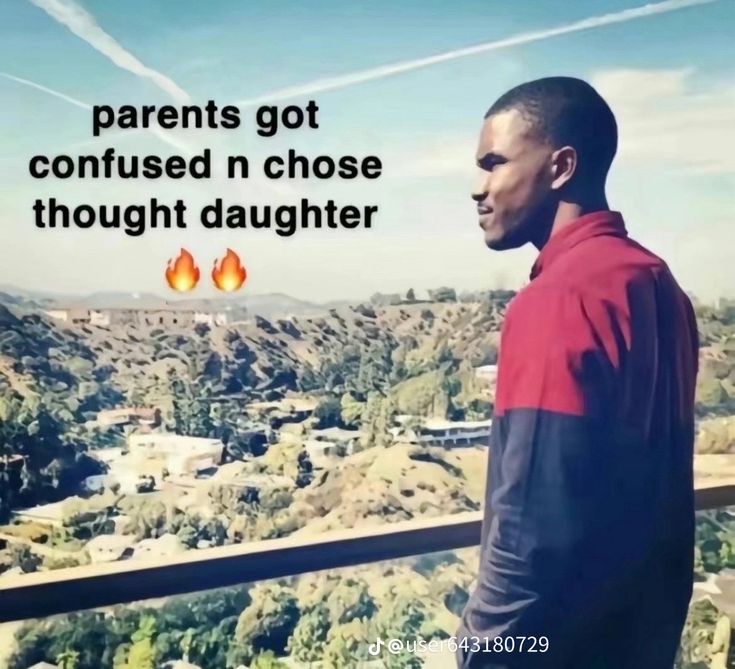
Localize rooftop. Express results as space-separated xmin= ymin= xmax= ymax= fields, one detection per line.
xmin=128 ymin=434 xmax=223 ymax=453
xmin=247 ymin=397 xmax=318 ymax=413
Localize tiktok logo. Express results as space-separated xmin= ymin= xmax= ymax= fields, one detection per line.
xmin=368 ymin=638 xmax=384 ymax=656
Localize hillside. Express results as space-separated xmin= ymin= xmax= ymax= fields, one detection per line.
xmin=1 ymin=293 xmax=735 ymax=669
xmin=2 ymin=291 xmax=734 ymax=525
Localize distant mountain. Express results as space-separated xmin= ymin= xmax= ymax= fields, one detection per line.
xmin=71 ymin=291 xmax=164 ymax=309
xmin=0 ymin=285 xmax=355 ymax=320
xmin=0 ymin=285 xmax=74 ymax=307
xmin=0 ymin=291 xmax=34 ymax=308
xmin=234 ymin=293 xmax=353 ymax=319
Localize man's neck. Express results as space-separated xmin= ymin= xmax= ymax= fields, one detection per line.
xmin=533 ymin=196 xmax=610 ymax=250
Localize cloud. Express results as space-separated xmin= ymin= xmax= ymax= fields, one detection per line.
xmin=382 ymin=67 xmax=735 ymax=181
xmin=592 ymin=68 xmax=735 ymax=174
xmin=232 ymin=0 xmax=719 ymax=107
xmin=28 ymin=0 xmax=190 ymax=103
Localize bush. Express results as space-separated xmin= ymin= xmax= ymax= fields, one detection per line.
xmin=314 ymin=397 xmax=342 ymax=429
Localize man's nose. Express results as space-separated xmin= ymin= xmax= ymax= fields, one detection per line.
xmin=472 ymin=170 xmax=488 ymax=203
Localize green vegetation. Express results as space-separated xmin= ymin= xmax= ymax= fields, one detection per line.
xmin=10 ymin=552 xmax=474 ymax=669
xmin=2 ymin=291 xmax=735 ymax=666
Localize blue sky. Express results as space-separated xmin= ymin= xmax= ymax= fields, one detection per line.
xmin=1 ymin=0 xmax=733 ymax=301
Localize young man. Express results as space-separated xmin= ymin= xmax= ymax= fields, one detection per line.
xmin=456 ymin=77 xmax=699 ymax=668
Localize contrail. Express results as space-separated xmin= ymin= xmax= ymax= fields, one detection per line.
xmin=232 ymin=0 xmax=719 ymax=107
xmin=0 ymin=71 xmax=89 ymax=111
xmin=0 ymin=72 xmax=193 ymax=155
xmin=0 ymin=72 xmax=296 ymax=198
xmin=28 ymin=0 xmax=190 ymax=103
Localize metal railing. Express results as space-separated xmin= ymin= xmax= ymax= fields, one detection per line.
xmin=1 ymin=483 xmax=734 ymax=623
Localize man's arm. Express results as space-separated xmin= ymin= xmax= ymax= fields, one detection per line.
xmin=456 ymin=287 xmax=643 ymax=667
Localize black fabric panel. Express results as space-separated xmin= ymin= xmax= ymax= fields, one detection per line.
xmin=456 ymin=408 xmax=694 ymax=669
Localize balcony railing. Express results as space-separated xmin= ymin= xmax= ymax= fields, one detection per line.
xmin=2 ymin=483 xmax=735 ymax=623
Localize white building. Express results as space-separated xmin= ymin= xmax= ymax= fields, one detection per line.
xmin=97 ymin=407 xmax=158 ymax=427
xmin=302 ymin=440 xmax=338 ymax=469
xmin=44 ymin=309 xmax=71 ymax=322
xmin=194 ymin=311 xmax=229 ymax=326
xmin=132 ymin=533 xmax=186 ymax=561
xmin=128 ymin=434 xmax=224 ymax=476
xmin=12 ymin=500 xmax=67 ymax=527
xmin=474 ymin=364 xmax=498 ymax=384
xmin=44 ymin=307 xmax=230 ymax=328
xmin=85 ymin=534 xmax=136 ymax=563
xmin=392 ymin=417 xmax=492 ymax=448
xmin=89 ymin=309 xmax=111 ymax=326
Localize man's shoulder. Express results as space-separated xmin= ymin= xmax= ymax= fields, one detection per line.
xmin=513 ymin=236 xmax=674 ymax=317
xmin=564 ymin=233 xmax=667 ymax=283
xmin=504 ymin=234 xmax=693 ymax=362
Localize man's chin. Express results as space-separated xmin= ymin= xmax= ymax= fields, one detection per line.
xmin=484 ymin=231 xmax=518 ymax=251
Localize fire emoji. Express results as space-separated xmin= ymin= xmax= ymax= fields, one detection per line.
xmin=212 ymin=249 xmax=247 ymax=292
xmin=165 ymin=248 xmax=200 ymax=292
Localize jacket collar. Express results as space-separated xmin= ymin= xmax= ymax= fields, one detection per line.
xmin=530 ymin=210 xmax=627 ymax=280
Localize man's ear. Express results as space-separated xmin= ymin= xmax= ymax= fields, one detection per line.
xmin=550 ymin=146 xmax=577 ymax=191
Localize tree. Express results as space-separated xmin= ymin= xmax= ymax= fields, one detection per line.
xmin=10 ymin=544 xmax=41 ymax=574
xmin=429 ymin=287 xmax=457 ymax=303
xmin=340 ymin=393 xmax=365 ymax=428
xmin=180 ymin=628 xmax=194 ymax=663
xmin=122 ymin=615 xmax=157 ymax=669
xmin=168 ymin=370 xmax=215 ymax=437
xmin=112 ymin=644 xmax=132 ymax=669
xmin=288 ymin=603 xmax=331 ymax=663
xmin=326 ymin=578 xmax=377 ymax=625
xmin=250 ymin=650 xmax=289 ymax=668
xmin=676 ymin=598 xmax=728 ymax=669
xmin=296 ymin=449 xmax=314 ymax=488
xmin=322 ymin=619 xmax=376 ymax=668
xmin=56 ymin=648 xmax=80 ymax=669
xmin=314 ymin=397 xmax=342 ymax=429
xmin=405 ymin=288 xmax=416 ymax=302
xmin=376 ymin=396 xmax=398 ymax=447
xmin=234 ymin=583 xmax=300 ymax=660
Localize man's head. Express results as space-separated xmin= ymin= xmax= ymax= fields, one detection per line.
xmin=473 ymin=76 xmax=618 ymax=250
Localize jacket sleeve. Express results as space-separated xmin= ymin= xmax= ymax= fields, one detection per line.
xmin=456 ymin=287 xmax=641 ymax=668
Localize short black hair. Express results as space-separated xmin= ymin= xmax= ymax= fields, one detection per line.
xmin=486 ymin=76 xmax=618 ymax=183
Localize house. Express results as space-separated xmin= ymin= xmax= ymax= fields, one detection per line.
xmin=44 ymin=306 xmax=230 ymax=328
xmin=27 ymin=663 xmax=60 ymax=669
xmin=193 ymin=311 xmax=228 ymax=327
xmin=12 ymin=500 xmax=67 ymax=527
xmin=246 ymin=398 xmax=317 ymax=425
xmin=392 ymin=417 xmax=492 ymax=448
xmin=474 ymin=364 xmax=498 ymax=384
xmin=310 ymin=426 xmax=363 ymax=446
xmin=128 ymin=434 xmax=224 ymax=476
xmin=302 ymin=440 xmax=338 ymax=469
xmin=43 ymin=307 xmax=89 ymax=324
xmin=96 ymin=407 xmax=159 ymax=428
xmin=85 ymin=534 xmax=136 ymax=563
xmin=132 ymin=533 xmax=185 ymax=560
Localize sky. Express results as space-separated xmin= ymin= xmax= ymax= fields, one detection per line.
xmin=0 ymin=0 xmax=733 ymax=303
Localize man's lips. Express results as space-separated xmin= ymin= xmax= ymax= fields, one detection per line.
xmin=477 ymin=208 xmax=493 ymax=229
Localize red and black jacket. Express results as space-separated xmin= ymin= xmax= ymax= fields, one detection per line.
xmin=457 ymin=211 xmax=699 ymax=668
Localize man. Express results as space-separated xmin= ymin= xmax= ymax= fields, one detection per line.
xmin=456 ymin=77 xmax=699 ymax=668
